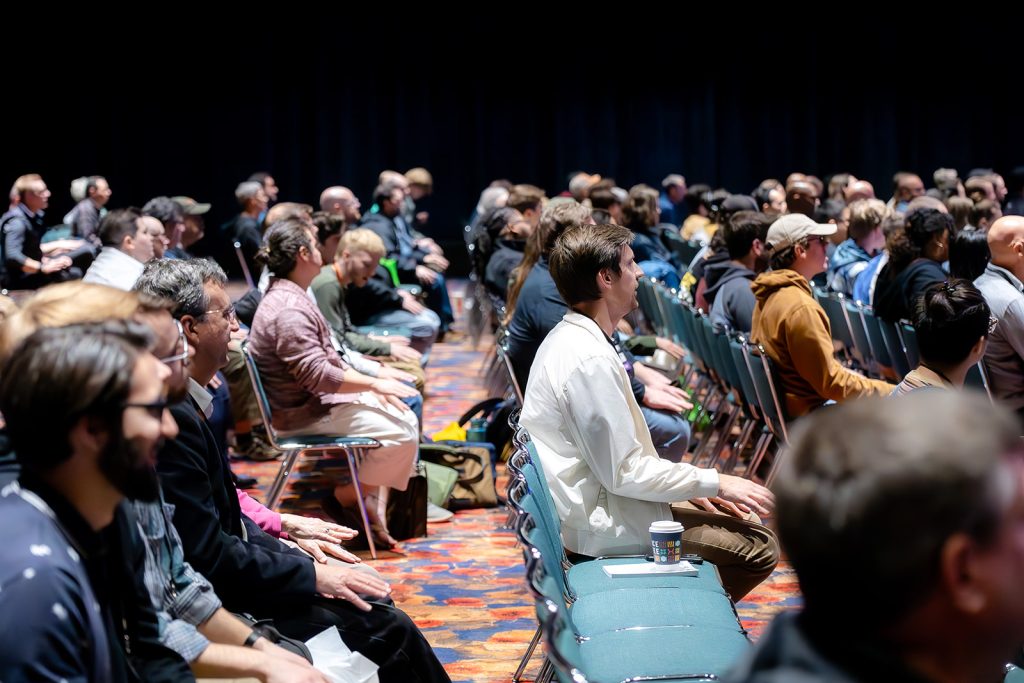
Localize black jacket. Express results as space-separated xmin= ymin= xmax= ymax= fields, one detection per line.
xmin=872 ymin=258 xmax=947 ymax=324
xmin=361 ymin=212 xmax=426 ymax=282
xmin=157 ymin=397 xmax=316 ymax=612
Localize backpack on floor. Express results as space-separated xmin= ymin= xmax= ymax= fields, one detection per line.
xmin=419 ymin=442 xmax=498 ymax=509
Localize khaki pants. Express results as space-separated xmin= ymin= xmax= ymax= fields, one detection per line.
xmin=670 ymin=500 xmax=780 ymax=601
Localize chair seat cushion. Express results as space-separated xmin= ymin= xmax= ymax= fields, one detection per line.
xmin=579 ymin=624 xmax=750 ymax=680
xmin=570 ymin=586 xmax=742 ymax=636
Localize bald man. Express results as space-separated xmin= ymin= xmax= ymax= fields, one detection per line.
xmin=975 ymin=215 xmax=1024 ymax=422
xmin=844 ymin=179 xmax=876 ymax=203
xmin=320 ymin=186 xmax=363 ymax=223
xmin=786 ymin=180 xmax=819 ymax=217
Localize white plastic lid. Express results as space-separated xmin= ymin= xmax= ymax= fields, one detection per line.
xmin=649 ymin=520 xmax=684 ymax=534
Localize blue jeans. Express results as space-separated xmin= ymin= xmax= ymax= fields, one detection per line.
xmin=640 ymin=404 xmax=691 ymax=462
xmin=362 ymin=308 xmax=441 ymax=356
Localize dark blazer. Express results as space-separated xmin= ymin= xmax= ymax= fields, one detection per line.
xmin=361 ymin=212 xmax=426 ymax=282
xmin=157 ymin=397 xmax=316 ymax=612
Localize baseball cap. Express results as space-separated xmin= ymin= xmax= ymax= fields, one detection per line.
xmin=171 ymin=196 xmax=211 ymax=215
xmin=765 ymin=213 xmax=837 ymax=253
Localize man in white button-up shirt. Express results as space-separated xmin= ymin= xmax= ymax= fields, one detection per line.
xmin=521 ymin=223 xmax=779 ymax=599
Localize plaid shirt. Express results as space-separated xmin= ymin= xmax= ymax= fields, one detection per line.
xmin=133 ymin=492 xmax=221 ymax=663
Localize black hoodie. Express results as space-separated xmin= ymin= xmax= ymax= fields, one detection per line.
xmin=706 ymin=261 xmax=758 ymax=333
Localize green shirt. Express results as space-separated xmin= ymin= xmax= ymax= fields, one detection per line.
xmin=310 ymin=265 xmax=391 ymax=356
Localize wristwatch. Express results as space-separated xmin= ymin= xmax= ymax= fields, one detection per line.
xmin=243 ymin=630 xmax=263 ymax=648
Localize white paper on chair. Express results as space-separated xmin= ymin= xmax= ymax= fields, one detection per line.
xmin=306 ymin=626 xmax=380 ymax=683
xmin=601 ymin=561 xmax=698 ymax=577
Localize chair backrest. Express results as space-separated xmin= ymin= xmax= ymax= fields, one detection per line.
xmin=877 ymin=316 xmax=910 ymax=377
xmin=898 ymin=321 xmax=920 ymax=369
xmin=814 ymin=288 xmax=856 ymax=351
xmin=859 ymin=304 xmax=894 ymax=368
xmin=233 ymin=241 xmax=256 ymax=289
xmin=496 ymin=337 xmax=524 ymax=405
xmin=965 ymin=361 xmax=995 ymax=403
xmin=744 ymin=342 xmax=789 ymax=442
xmin=729 ymin=335 xmax=763 ymax=421
xmin=845 ymin=299 xmax=878 ymax=372
xmin=239 ymin=340 xmax=277 ymax=439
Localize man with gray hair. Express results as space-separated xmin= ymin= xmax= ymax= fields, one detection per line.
xmin=218 ymin=181 xmax=268 ymax=280
xmin=726 ymin=391 xmax=1024 ymax=682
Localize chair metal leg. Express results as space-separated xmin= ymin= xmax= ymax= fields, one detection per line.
xmin=346 ymin=447 xmax=378 ymax=560
xmin=721 ymin=419 xmax=757 ymax=475
xmin=537 ymin=657 xmax=553 ymax=683
xmin=513 ymin=624 xmax=543 ymax=682
xmin=745 ymin=431 xmax=775 ymax=482
xmin=266 ymin=448 xmax=302 ymax=510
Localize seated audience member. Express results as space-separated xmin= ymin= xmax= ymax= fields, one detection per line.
xmin=975 ymin=216 xmax=1024 ymax=422
xmin=946 ymin=195 xmax=974 ymax=232
xmin=311 ymin=226 xmax=426 ymax=383
xmin=726 ymin=392 xmax=1024 ymax=683
xmin=753 ymin=178 xmax=787 ymax=216
xmin=708 ymin=211 xmax=772 ymax=333
xmin=949 ymin=228 xmax=991 ymax=280
xmin=1 ymin=174 xmax=93 ymax=289
xmin=970 ymin=199 xmax=1002 ymax=232
xmin=472 ymin=206 xmax=531 ymax=299
xmin=506 ymin=202 xmax=691 ymax=458
xmin=873 ymin=208 xmax=951 ymax=323
xmin=751 ymin=214 xmax=891 ymax=417
xmin=589 ymin=184 xmax=623 ymax=224
xmin=852 ymin=213 xmax=907 ymax=305
xmin=827 ymin=199 xmax=888 ymax=295
xmin=361 ymin=183 xmax=453 ymax=333
xmin=143 ymin=196 xmax=188 ymax=259
xmin=167 ymin=197 xmax=209 ymax=259
xmin=622 ymin=184 xmax=680 ymax=286
xmin=521 ymin=222 xmax=779 ymax=600
xmin=219 ymin=181 xmax=268 ymax=281
xmin=248 ymin=220 xmax=419 ymax=548
xmin=65 ymin=174 xmax=112 ymax=242
xmin=134 ymin=258 xmax=449 ymax=681
xmin=83 ymin=208 xmax=155 ymax=290
xmin=892 ymin=279 xmax=992 ymax=395
xmin=0 ymin=322 xmax=193 ymax=681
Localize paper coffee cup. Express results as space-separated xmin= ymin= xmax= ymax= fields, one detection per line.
xmin=649 ymin=520 xmax=685 ymax=569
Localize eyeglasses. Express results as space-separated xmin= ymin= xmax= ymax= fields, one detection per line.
xmin=203 ymin=304 xmax=237 ymax=322
xmin=989 ymin=315 xmax=999 ymax=335
xmin=159 ymin=319 xmax=190 ymax=365
xmin=122 ymin=399 xmax=169 ymax=419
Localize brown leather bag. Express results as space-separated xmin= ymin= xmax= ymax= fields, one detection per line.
xmin=419 ymin=443 xmax=498 ymax=508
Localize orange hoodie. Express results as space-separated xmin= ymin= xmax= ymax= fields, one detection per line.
xmin=750 ymin=269 xmax=892 ymax=418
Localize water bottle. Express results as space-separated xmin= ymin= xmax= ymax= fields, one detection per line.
xmin=467 ymin=417 xmax=488 ymax=442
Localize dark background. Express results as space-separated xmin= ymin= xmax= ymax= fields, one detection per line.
xmin=7 ymin=18 xmax=1022 ymax=266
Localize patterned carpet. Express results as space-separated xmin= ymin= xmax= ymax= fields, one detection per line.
xmin=233 ymin=292 xmax=800 ymax=682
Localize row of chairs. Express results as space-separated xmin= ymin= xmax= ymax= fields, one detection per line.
xmin=506 ymin=421 xmax=748 ymax=682
xmin=638 ymin=278 xmax=790 ymax=484
xmin=813 ymin=287 xmax=994 ymax=399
